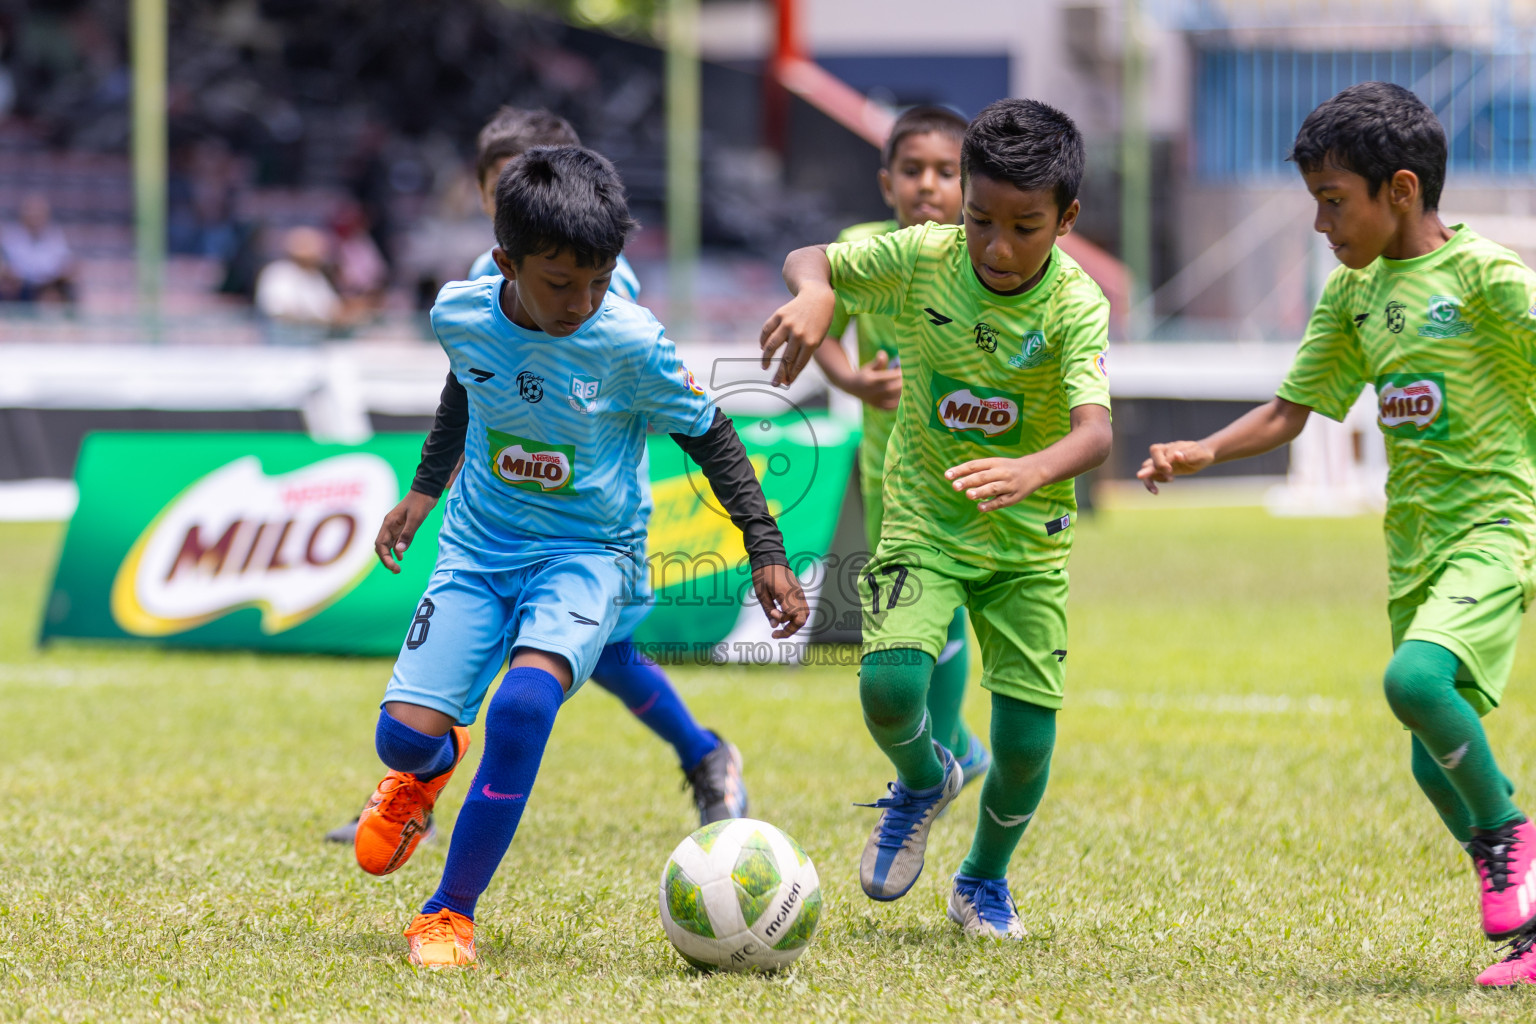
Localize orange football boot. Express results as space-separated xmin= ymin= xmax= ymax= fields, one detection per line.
xmin=355 ymin=725 xmax=472 ymax=876
xmin=404 ymin=909 xmax=476 ymax=968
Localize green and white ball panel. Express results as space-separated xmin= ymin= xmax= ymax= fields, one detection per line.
xmin=658 ymin=818 xmax=821 ymax=971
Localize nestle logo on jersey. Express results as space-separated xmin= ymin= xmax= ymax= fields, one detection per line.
xmin=927 ymin=371 xmax=1024 ymax=446
xmin=1376 ymin=372 xmax=1449 ymax=440
xmin=486 ymin=428 xmax=576 ymax=493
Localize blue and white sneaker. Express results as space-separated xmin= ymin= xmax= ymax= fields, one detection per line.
xmin=948 ymin=873 xmax=1025 ymax=940
xmin=857 ymin=742 xmax=964 ymax=901
xmin=955 ymin=733 xmax=991 ymax=791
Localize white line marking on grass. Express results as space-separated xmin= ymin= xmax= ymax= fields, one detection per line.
xmin=0 ymin=665 xmax=137 ymax=687
xmin=1077 ymin=689 xmax=1351 ymax=716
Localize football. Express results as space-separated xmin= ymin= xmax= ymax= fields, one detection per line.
xmin=659 ymin=818 xmax=822 ymax=972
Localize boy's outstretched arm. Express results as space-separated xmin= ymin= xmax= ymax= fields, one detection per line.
xmin=760 ymin=245 xmax=836 ymax=388
xmin=947 ymin=404 xmax=1113 ymax=514
xmin=375 ymin=372 xmax=468 ymax=572
xmin=670 ymin=409 xmax=809 ymax=638
xmin=1138 ymin=396 xmax=1312 ymax=494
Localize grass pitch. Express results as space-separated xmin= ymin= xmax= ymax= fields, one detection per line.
xmin=4 ymin=508 xmax=1536 ymax=1022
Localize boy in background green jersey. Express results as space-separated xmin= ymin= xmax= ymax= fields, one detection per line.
xmin=1139 ymin=82 xmax=1536 ymax=987
xmin=814 ymin=105 xmax=990 ymax=790
xmin=762 ymin=99 xmax=1113 ymax=939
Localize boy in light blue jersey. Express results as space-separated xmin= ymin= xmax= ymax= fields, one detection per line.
xmin=352 ymin=147 xmax=807 ymax=968
xmin=327 ymin=109 xmax=746 ymax=846
xmin=456 ymin=109 xmax=746 ymax=819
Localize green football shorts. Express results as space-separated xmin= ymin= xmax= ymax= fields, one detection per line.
xmin=1389 ymin=547 xmax=1529 ymax=716
xmin=861 ymin=540 xmax=1067 ymax=710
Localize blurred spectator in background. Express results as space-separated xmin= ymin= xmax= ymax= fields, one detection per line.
xmin=0 ymin=194 xmax=76 ymax=304
xmin=254 ymin=226 xmax=361 ymax=341
xmin=168 ymin=140 xmax=246 ymax=261
xmin=331 ymin=201 xmax=389 ymax=310
xmin=344 ymin=122 xmax=396 ymax=266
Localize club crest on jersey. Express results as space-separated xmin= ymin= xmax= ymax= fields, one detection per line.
xmin=1385 ymin=300 xmax=1406 ymax=333
xmin=973 ymin=322 xmax=1000 ymax=353
xmin=1418 ymin=295 xmax=1472 ymax=338
xmin=487 ymin=428 xmax=576 ymax=493
xmin=1007 ymin=330 xmax=1051 ymax=369
xmin=1376 ymin=372 xmax=1449 ymax=440
xmin=516 ymin=370 xmax=545 ymax=403
xmin=568 ymin=374 xmax=602 ymax=414
xmin=928 ymin=371 xmax=1024 ymax=446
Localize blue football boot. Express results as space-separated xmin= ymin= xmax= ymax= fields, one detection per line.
xmin=857 ymin=742 xmax=964 ymax=901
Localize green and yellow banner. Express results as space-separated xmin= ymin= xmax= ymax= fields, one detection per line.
xmin=41 ymin=416 xmax=857 ymax=655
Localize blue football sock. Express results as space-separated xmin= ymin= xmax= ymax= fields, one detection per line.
xmin=422 ymin=667 xmax=563 ymax=920
xmin=592 ymin=639 xmax=718 ymax=771
xmin=375 ymin=709 xmax=456 ymax=779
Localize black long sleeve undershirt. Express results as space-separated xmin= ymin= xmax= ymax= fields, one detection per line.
xmin=669 ymin=408 xmax=788 ymax=571
xmin=410 ymin=372 xmax=468 ymax=498
xmin=408 ymin=376 xmax=788 ymax=570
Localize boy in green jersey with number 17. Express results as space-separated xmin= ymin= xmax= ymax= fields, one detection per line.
xmin=1140 ymin=82 xmax=1536 ymax=987
xmin=814 ymin=104 xmax=990 ymax=790
xmin=763 ymin=99 xmax=1113 ymax=939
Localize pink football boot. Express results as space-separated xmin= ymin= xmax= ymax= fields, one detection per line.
xmin=1469 ymin=819 xmax=1536 ymax=940
xmin=1478 ymin=933 xmax=1536 ymax=987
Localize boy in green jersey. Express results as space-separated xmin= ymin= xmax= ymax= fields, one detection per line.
xmin=762 ymin=99 xmax=1113 ymax=939
xmin=814 ymin=104 xmax=990 ymax=789
xmin=1139 ymin=82 xmax=1536 ymax=987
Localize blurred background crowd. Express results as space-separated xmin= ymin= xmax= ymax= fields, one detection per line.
xmin=0 ymin=0 xmax=889 ymax=344
xmin=3 ymin=0 xmax=1536 ymax=347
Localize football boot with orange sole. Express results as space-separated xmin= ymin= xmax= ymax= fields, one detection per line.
xmin=355 ymin=726 xmax=472 ymax=876
xmin=404 ymin=909 xmax=476 ymax=968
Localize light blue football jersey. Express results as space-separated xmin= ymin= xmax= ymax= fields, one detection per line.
xmin=467 ymin=247 xmax=642 ymax=303
xmin=430 ymin=276 xmax=712 ymax=572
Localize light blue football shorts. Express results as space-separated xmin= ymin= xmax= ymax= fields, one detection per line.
xmin=382 ymin=547 xmax=642 ymax=725
xmin=612 ymin=544 xmax=654 ymax=640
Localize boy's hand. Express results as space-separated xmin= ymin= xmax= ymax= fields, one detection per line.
xmin=751 ymin=563 xmax=809 ymax=639
xmin=847 ymin=351 xmax=903 ymax=410
xmin=760 ymin=287 xmax=836 ymax=388
xmin=945 ymin=456 xmax=1048 ymax=513
xmin=374 ymin=491 xmax=439 ymax=573
xmin=1138 ymin=441 xmax=1215 ymax=494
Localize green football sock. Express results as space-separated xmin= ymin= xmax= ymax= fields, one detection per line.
xmin=1384 ymin=640 xmax=1522 ymax=833
xmin=1409 ymin=735 xmax=1517 ymax=846
xmin=1410 ymin=735 xmax=1474 ymax=844
xmin=959 ymin=693 xmax=1055 ymax=880
xmin=859 ymin=647 xmax=943 ymax=790
xmin=926 ymin=607 xmax=972 ymax=756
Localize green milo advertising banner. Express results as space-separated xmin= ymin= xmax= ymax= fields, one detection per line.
xmin=41 ymin=417 xmax=856 ymax=656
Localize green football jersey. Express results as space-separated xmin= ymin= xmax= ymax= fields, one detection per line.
xmin=827 ymin=221 xmax=1111 ymax=573
xmin=1277 ymin=226 xmax=1536 ymax=599
xmin=827 ymin=220 xmax=901 ymax=499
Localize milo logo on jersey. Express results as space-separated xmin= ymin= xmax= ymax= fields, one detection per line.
xmin=487 ymin=428 xmax=576 ymax=493
xmin=1376 ymin=372 xmax=1449 ymax=440
xmin=929 ymin=371 xmax=1024 ymax=446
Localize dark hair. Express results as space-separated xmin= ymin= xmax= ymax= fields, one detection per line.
xmin=1290 ymin=82 xmax=1446 ymax=211
xmin=961 ymin=99 xmax=1084 ymax=216
xmin=494 ymin=146 xmax=636 ymax=268
xmin=882 ymin=104 xmax=968 ymax=168
xmin=475 ymin=107 xmax=580 ymax=185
